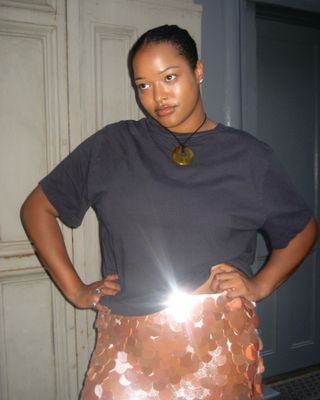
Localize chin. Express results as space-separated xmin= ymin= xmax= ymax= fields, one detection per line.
xmin=156 ymin=116 xmax=181 ymax=129
xmin=152 ymin=115 xmax=172 ymax=127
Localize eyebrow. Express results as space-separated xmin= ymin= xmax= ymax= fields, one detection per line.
xmin=134 ymin=65 xmax=181 ymax=81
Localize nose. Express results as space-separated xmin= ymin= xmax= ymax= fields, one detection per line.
xmin=153 ymin=82 xmax=167 ymax=103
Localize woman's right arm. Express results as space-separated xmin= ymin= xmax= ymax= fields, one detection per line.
xmin=20 ymin=185 xmax=119 ymax=310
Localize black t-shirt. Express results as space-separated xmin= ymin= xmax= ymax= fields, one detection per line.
xmin=40 ymin=118 xmax=312 ymax=315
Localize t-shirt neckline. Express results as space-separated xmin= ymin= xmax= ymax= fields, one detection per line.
xmin=146 ymin=117 xmax=224 ymax=139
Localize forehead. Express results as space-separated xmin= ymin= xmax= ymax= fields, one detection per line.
xmin=132 ymin=42 xmax=187 ymax=76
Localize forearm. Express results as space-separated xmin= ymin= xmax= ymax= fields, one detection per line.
xmin=252 ymin=216 xmax=319 ymax=299
xmin=21 ymin=187 xmax=84 ymax=303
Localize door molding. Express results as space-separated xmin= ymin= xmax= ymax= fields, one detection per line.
xmin=256 ymin=2 xmax=320 ymax=28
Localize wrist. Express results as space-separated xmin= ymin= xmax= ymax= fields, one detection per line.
xmin=65 ymin=279 xmax=87 ymax=304
xmin=251 ymin=275 xmax=273 ymax=301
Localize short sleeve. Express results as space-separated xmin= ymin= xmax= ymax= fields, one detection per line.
xmin=260 ymin=150 xmax=312 ymax=248
xmin=39 ymin=135 xmax=95 ymax=228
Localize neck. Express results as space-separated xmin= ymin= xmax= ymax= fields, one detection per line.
xmin=168 ymin=113 xmax=208 ymax=135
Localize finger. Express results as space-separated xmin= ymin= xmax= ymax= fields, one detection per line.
xmin=90 ymin=300 xmax=99 ymax=311
xmin=226 ymin=287 xmax=242 ymax=299
xmin=90 ymin=299 xmax=108 ymax=312
xmin=219 ymin=277 xmax=251 ymax=299
xmin=88 ymin=285 xmax=107 ymax=304
xmin=92 ymin=286 xmax=102 ymax=296
xmin=211 ymin=272 xmax=236 ymax=292
xmin=104 ymin=274 xmax=119 ymax=281
xmin=210 ymin=265 xmax=227 ymax=288
xmin=100 ymin=288 xmax=119 ymax=296
xmin=212 ymin=280 xmax=235 ymax=294
xmin=210 ymin=264 xmax=225 ymax=278
xmin=211 ymin=263 xmax=236 ymax=274
xmin=217 ymin=279 xmax=238 ymax=292
xmin=210 ymin=264 xmax=237 ymax=284
xmin=95 ymin=302 xmax=108 ymax=313
xmin=90 ymin=284 xmax=119 ymax=301
xmin=215 ymin=274 xmax=246 ymax=294
xmin=92 ymin=287 xmax=116 ymax=299
xmin=102 ymin=275 xmax=120 ymax=289
xmin=214 ymin=272 xmax=243 ymax=284
xmin=210 ymin=264 xmax=224 ymax=272
xmin=101 ymin=280 xmax=120 ymax=291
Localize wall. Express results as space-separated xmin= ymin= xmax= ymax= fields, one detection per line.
xmin=195 ymin=0 xmax=242 ymax=127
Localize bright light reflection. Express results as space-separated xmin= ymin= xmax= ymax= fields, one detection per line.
xmin=165 ymin=290 xmax=195 ymax=322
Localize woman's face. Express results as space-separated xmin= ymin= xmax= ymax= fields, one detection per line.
xmin=132 ymin=42 xmax=204 ymax=133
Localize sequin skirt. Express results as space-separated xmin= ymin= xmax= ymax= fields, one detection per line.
xmin=80 ymin=293 xmax=264 ymax=400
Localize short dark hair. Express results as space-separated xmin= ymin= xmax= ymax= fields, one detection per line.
xmin=128 ymin=25 xmax=199 ymax=71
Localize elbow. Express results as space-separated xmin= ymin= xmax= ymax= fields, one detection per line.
xmin=20 ymin=194 xmax=31 ymax=222
xmin=304 ymin=216 xmax=319 ymax=250
xmin=20 ymin=190 xmax=36 ymax=232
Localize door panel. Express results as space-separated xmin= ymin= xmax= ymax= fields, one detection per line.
xmin=0 ymin=1 xmax=76 ymax=399
xmin=0 ymin=1 xmax=203 ymax=398
xmin=1 ymin=272 xmax=56 ymax=399
xmin=255 ymin=18 xmax=320 ymax=376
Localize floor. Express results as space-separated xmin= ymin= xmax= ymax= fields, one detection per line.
xmin=263 ymin=365 xmax=320 ymax=400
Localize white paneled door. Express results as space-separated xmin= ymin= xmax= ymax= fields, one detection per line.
xmin=0 ymin=1 xmax=202 ymax=399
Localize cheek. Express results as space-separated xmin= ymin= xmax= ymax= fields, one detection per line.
xmin=174 ymin=79 xmax=196 ymax=99
xmin=184 ymin=81 xmax=200 ymax=104
xmin=171 ymin=84 xmax=181 ymax=97
xmin=136 ymin=90 xmax=147 ymax=103
xmin=137 ymin=92 xmax=155 ymax=114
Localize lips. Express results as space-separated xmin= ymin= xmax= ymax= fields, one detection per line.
xmin=155 ymin=105 xmax=176 ymax=117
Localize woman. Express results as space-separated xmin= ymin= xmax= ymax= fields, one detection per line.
xmin=21 ymin=25 xmax=318 ymax=399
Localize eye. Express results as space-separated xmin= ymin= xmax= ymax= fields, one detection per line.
xmin=165 ymin=74 xmax=176 ymax=82
xmin=137 ymin=82 xmax=150 ymax=91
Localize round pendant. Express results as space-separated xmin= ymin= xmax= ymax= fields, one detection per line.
xmin=172 ymin=146 xmax=194 ymax=166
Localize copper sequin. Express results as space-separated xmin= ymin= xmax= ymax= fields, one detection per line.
xmin=80 ymin=293 xmax=264 ymax=400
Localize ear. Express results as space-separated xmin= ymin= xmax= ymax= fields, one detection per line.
xmin=194 ymin=59 xmax=204 ymax=83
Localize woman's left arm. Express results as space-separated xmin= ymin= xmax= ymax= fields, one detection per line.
xmin=211 ymin=217 xmax=319 ymax=302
